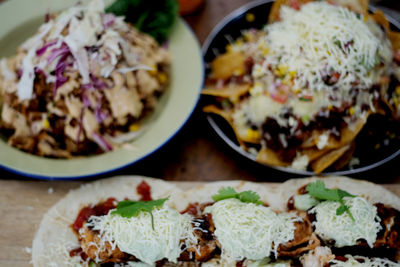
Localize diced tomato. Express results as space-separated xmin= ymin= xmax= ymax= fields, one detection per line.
xmin=72 ymin=197 xmax=116 ymax=232
xmin=289 ymin=0 xmax=301 ymax=10
xmin=270 ymin=84 xmax=289 ymax=104
xmin=137 ymin=180 xmax=152 ymax=201
xmin=181 ymin=203 xmax=200 ymax=216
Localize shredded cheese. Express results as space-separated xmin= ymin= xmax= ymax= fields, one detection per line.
xmin=265 ymin=2 xmax=391 ymax=93
xmin=204 ymin=198 xmax=298 ymax=262
xmin=84 ymin=204 xmax=197 ymax=265
xmin=310 ymin=197 xmax=381 ymax=247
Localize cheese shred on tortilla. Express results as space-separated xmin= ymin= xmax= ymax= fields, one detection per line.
xmin=205 ymin=198 xmax=298 ymax=261
xmin=83 ymin=204 xmax=197 ymax=265
xmin=310 ymin=197 xmax=381 ymax=247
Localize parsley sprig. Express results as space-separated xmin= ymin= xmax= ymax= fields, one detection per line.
xmin=212 ymin=187 xmax=264 ymax=205
xmin=306 ymin=181 xmax=356 ymax=221
xmin=111 ymin=197 xmax=169 ymax=229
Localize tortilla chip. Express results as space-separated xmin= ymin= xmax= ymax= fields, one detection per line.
xmin=301 ymin=116 xmax=367 ymax=150
xmin=256 ymin=147 xmax=289 ymax=167
xmin=370 ymin=9 xmax=389 ymax=31
xmin=331 ymin=141 xmax=356 ymax=170
xmin=389 ymin=30 xmax=400 ymax=51
xmin=211 ymin=51 xmax=246 ymax=79
xmin=310 ymin=144 xmax=350 ymax=174
xmin=203 ymin=105 xmax=253 ymax=145
xmin=268 ymin=0 xmax=314 ymax=23
xmin=300 ymin=147 xmax=331 ymax=161
xmin=202 ymin=84 xmax=250 ymax=99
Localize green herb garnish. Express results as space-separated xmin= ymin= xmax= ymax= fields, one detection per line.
xmin=106 ymin=0 xmax=178 ymax=43
xmin=111 ymin=197 xmax=169 ymax=229
xmin=306 ymin=181 xmax=356 ymax=221
xmin=212 ymin=187 xmax=264 ymax=205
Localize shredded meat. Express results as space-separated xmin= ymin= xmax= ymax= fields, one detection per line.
xmin=79 ymin=225 xmax=137 ymax=263
xmin=374 ymin=203 xmax=400 ymax=250
xmin=179 ymin=213 xmax=219 ymax=262
xmin=278 ymin=211 xmax=321 ymax=257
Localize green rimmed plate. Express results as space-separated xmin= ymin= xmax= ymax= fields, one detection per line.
xmin=0 ymin=0 xmax=204 ymax=179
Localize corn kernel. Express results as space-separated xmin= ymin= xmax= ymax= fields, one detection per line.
xmin=148 ymin=64 xmax=157 ymax=75
xmin=233 ymin=69 xmax=243 ymax=76
xmin=363 ymin=16 xmax=368 ymax=22
xmin=244 ymin=33 xmax=252 ymax=42
xmin=158 ymin=73 xmax=168 ymax=84
xmin=349 ymin=107 xmax=355 ymax=116
xmin=275 ymin=64 xmax=288 ymax=76
xmin=226 ymin=44 xmax=233 ymax=52
xmin=247 ymin=128 xmax=260 ymax=140
xmin=235 ymin=40 xmax=243 ymax=46
xmin=42 ymin=119 xmax=50 ymax=129
xmin=245 ymin=13 xmax=255 ymax=22
xmin=395 ymin=86 xmax=400 ymax=96
xmin=262 ymin=48 xmax=269 ymax=55
xmin=129 ymin=124 xmax=141 ymax=132
xmin=289 ymin=71 xmax=297 ymax=78
xmin=328 ymin=105 xmax=333 ymax=110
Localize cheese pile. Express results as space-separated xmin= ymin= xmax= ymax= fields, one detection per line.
xmin=205 ymin=198 xmax=298 ymax=262
xmin=310 ymin=197 xmax=382 ymax=247
xmin=264 ymin=2 xmax=392 ymax=93
xmin=84 ymin=204 xmax=197 ymax=265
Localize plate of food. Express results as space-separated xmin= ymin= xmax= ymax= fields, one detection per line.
xmin=31 ymin=175 xmax=400 ymax=266
xmin=0 ymin=0 xmax=203 ymax=179
xmin=202 ymin=0 xmax=400 ymax=175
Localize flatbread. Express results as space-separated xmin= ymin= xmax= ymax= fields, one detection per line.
xmin=32 ymin=176 xmax=400 ymax=266
xmin=276 ymin=176 xmax=400 ymax=212
xmin=32 ymin=176 xmax=182 ymax=267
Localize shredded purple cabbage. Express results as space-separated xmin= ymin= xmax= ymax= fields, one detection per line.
xmin=92 ymin=132 xmax=113 ymax=151
xmin=47 ymin=43 xmax=70 ymax=64
xmin=36 ymin=40 xmax=57 ymax=57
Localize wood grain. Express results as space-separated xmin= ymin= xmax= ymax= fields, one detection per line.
xmin=0 ymin=179 xmax=399 ymax=267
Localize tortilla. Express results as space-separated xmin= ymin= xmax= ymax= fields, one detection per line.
xmin=32 ymin=176 xmax=182 ymax=267
xmin=276 ymin=176 xmax=400 ymax=212
xmin=32 ymin=176 xmax=400 ymax=266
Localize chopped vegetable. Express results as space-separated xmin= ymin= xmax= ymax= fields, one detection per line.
xmin=212 ymin=187 xmax=264 ymax=205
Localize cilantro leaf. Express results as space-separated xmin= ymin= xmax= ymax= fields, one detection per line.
xmin=306 ymin=181 xmax=356 ymax=221
xmin=106 ymin=0 xmax=178 ymax=43
xmin=212 ymin=187 xmax=238 ymax=202
xmin=212 ymin=187 xmax=264 ymax=205
xmin=111 ymin=197 xmax=169 ymax=229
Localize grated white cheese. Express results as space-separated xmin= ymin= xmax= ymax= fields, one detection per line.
xmin=204 ymin=198 xmax=298 ymax=262
xmin=265 ymin=2 xmax=391 ymax=93
xmin=84 ymin=204 xmax=197 ymax=265
xmin=309 ymin=197 xmax=381 ymax=247
xmin=330 ymin=255 xmax=400 ymax=267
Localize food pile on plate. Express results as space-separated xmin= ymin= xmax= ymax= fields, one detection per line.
xmin=32 ymin=176 xmax=400 ymax=266
xmin=0 ymin=0 xmax=171 ymax=157
xmin=203 ymin=0 xmax=400 ymax=173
